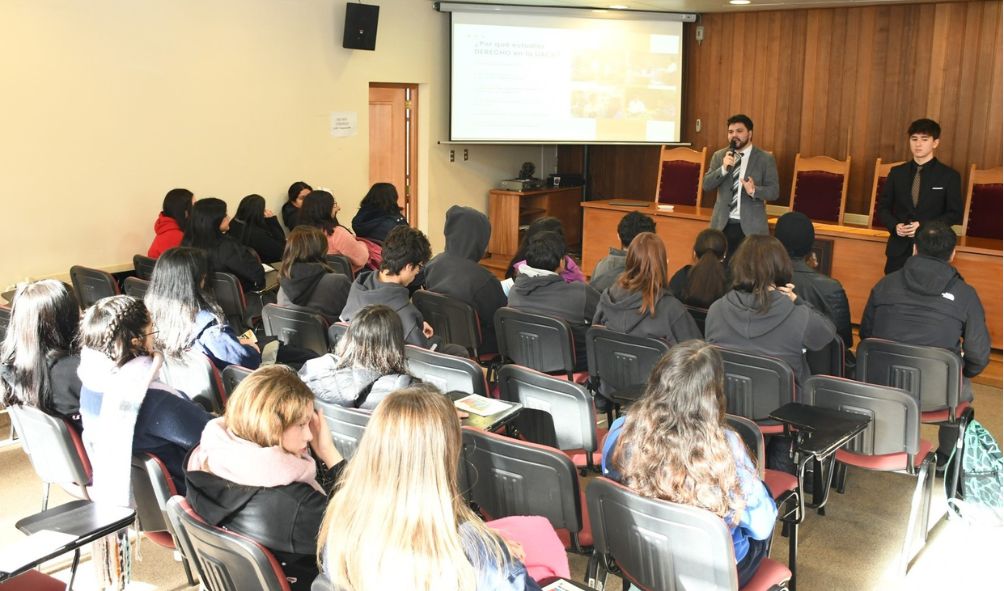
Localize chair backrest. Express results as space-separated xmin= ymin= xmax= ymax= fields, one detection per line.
xmin=211 ymin=272 xmax=250 ymax=333
xmin=856 ymin=338 xmax=962 ymax=415
xmin=327 ymin=322 xmax=350 ymax=353
xmin=405 ymin=345 xmax=488 ymax=397
xmin=869 ymin=158 xmax=905 ymax=229
xmin=804 ymin=375 xmax=920 ymax=459
xmin=261 ymin=303 xmax=330 ymax=356
xmin=325 ymin=254 xmax=354 ymax=278
xmin=724 ymin=414 xmax=765 ymax=479
xmin=7 ymin=405 xmax=91 ymax=499
xmin=122 ymin=276 xmax=151 ymax=299
xmin=715 ymin=346 xmax=796 ymax=421
xmin=494 ymin=307 xmax=576 ymax=377
xmin=133 ymin=254 xmax=157 ymax=281
xmin=962 ymin=164 xmax=1003 ymax=239
xmin=131 ymin=453 xmax=179 ymax=536
xmin=69 ymin=265 xmax=120 ymax=309
xmin=655 ymin=146 xmax=707 ymax=207
xmin=412 ymin=290 xmax=481 ymax=356
xmin=314 ymin=399 xmax=371 ymax=459
xmin=789 ymin=153 xmax=851 ymax=224
xmin=0 ymin=304 xmax=10 ymax=342
xmin=683 ymin=305 xmax=707 ymax=337
xmin=587 ymin=477 xmax=740 ymax=591
xmin=460 ymin=427 xmax=582 ymax=534
xmin=221 ymin=365 xmax=253 ymax=400
xmin=585 ymin=326 xmax=669 ymax=406
xmin=805 ymin=334 xmax=845 ymax=378
xmin=497 ymin=364 xmax=596 ymax=454
xmin=166 ymin=496 xmax=292 ymax=591
xmin=160 ymin=351 xmax=227 ymax=413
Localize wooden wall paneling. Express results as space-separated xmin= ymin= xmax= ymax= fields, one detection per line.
xmin=556 ymin=145 xmax=585 ymax=176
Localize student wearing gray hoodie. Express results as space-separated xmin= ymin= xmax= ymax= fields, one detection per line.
xmin=277 ymin=227 xmax=351 ymax=324
xmin=705 ymin=234 xmax=835 ymax=390
xmin=424 ymin=206 xmax=507 ymax=355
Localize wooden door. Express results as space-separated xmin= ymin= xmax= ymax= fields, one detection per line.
xmin=369 ymin=84 xmax=418 ymax=224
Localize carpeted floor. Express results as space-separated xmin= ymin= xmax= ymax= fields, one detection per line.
xmin=1 ymin=382 xmax=1000 ymax=590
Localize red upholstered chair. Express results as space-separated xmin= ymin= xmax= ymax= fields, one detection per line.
xmin=962 ymin=164 xmax=1003 ymax=239
xmin=655 ymin=146 xmax=707 ymax=206
xmin=715 ymin=346 xmax=797 ymax=437
xmin=789 ymin=154 xmax=851 ymax=224
xmin=131 ymin=453 xmax=196 ymax=585
xmin=869 ymin=158 xmax=905 ymax=229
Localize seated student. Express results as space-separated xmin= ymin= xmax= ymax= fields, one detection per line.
xmin=589 ymin=211 xmax=655 ymax=293
xmin=860 ymin=221 xmax=990 ymax=465
xmin=303 ymin=304 xmax=417 ymax=410
xmin=183 ymin=197 xmax=265 ymax=291
xmin=669 ymin=228 xmax=730 ymax=309
xmin=424 ymin=205 xmax=507 ymax=355
xmin=231 ymin=193 xmax=287 ymax=264
xmin=351 ymin=182 xmax=408 ymax=243
xmin=508 ymin=231 xmax=600 ymax=371
xmin=705 ymin=235 xmax=835 ymax=389
xmin=0 ymin=280 xmax=83 ymax=431
xmin=338 ymin=225 xmax=435 ymax=348
xmin=76 ymin=295 xmax=212 ymax=492
xmin=185 ymin=365 xmax=344 ymax=591
xmin=283 ymin=181 xmax=312 ymax=230
xmin=318 ymin=385 xmax=542 ymax=591
xmin=278 ymin=227 xmax=352 ymax=324
xmin=298 ymin=190 xmax=369 ymax=273
xmin=593 ymin=232 xmax=701 ymax=345
xmin=505 ymin=216 xmax=585 ymax=284
xmin=146 ymin=247 xmax=262 ymax=370
xmin=774 ymin=212 xmax=855 ymax=367
xmin=148 ymin=188 xmax=194 ymax=258
xmin=602 ymin=342 xmax=777 ymax=588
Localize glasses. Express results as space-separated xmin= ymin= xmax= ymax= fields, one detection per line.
xmin=145 ymin=330 xmax=159 ymax=337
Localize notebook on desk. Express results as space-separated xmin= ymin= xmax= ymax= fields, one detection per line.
xmin=607 ymin=199 xmax=653 ymax=208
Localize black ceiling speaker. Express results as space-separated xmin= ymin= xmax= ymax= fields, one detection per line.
xmin=343 ymin=3 xmax=379 ymax=51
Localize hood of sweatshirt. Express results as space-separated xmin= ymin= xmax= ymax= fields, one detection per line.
xmin=343 ymin=270 xmax=411 ymax=315
xmin=278 ymin=262 xmax=328 ymax=305
xmin=509 ymin=271 xmax=564 ymax=298
xmin=901 ymin=255 xmax=960 ymax=297
xmin=153 ymin=212 xmax=181 ymax=235
xmin=443 ymin=205 xmax=491 ymax=262
xmin=352 ymin=205 xmax=405 ymax=237
xmin=716 ymin=290 xmax=797 ymax=339
xmin=597 ymin=285 xmax=649 ymax=333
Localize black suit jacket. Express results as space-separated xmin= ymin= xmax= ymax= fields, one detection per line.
xmin=877 ymin=158 xmax=963 ymax=257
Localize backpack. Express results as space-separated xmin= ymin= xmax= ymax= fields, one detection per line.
xmin=946 ymin=418 xmax=1004 ymax=526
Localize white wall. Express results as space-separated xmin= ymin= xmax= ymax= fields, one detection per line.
xmin=0 ymin=0 xmax=541 ymax=290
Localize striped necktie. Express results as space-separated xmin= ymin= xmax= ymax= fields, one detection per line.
xmin=730 ymin=151 xmax=743 ymax=214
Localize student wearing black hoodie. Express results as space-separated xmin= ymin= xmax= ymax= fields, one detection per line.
xmin=278 ymin=227 xmax=351 ymax=324
xmin=424 ymin=206 xmax=507 ymax=355
xmin=705 ymin=234 xmax=835 ymax=389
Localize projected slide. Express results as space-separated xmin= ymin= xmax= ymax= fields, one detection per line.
xmin=451 ymin=12 xmax=682 ymax=143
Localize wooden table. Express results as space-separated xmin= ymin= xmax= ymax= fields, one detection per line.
xmin=487 ymin=186 xmax=584 ymax=262
xmin=581 ymin=200 xmax=1003 ymax=348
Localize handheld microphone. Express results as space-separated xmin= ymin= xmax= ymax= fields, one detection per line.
xmin=726 ymin=139 xmax=741 ymax=173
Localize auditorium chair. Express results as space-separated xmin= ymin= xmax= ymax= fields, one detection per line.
xmin=412 ymin=290 xmax=492 ymax=362
xmin=261 ymin=303 xmax=330 ymax=357
xmin=7 ymin=405 xmax=91 ymax=510
xmin=314 ymin=399 xmax=371 ymax=459
xmin=404 ymin=345 xmax=488 ymax=397
xmin=221 ymin=365 xmax=253 ymax=399
xmin=122 ymin=276 xmax=150 ymax=299
xmin=133 ymin=254 xmax=157 ymax=280
xmin=131 ymin=453 xmax=196 ymax=585
xmin=961 ymin=164 xmax=1003 ymax=240
xmin=789 ymin=153 xmax=851 ymax=224
xmin=69 ymin=265 xmax=120 ymax=309
xmin=715 ymin=346 xmax=797 ymax=436
xmin=585 ymin=326 xmax=669 ymax=422
xmin=494 ymin=307 xmax=588 ymax=384
xmin=655 ymin=146 xmax=707 ymax=207
xmin=868 ymin=158 xmax=905 ymax=229
xmin=325 ymin=254 xmax=354 ymax=278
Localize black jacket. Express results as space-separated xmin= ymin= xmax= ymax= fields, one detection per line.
xmin=282 ymin=202 xmax=299 ymax=231
xmin=424 ymin=206 xmax=507 ymax=355
xmin=351 ymin=205 xmax=407 ymax=243
xmin=339 ymin=271 xmax=429 ymax=347
xmin=231 ymin=217 xmax=286 ymax=264
xmin=593 ymin=285 xmax=701 ymax=345
xmin=278 ymin=262 xmax=351 ymax=324
xmin=508 ymin=272 xmax=600 ymax=371
xmin=860 ymin=255 xmax=990 ymax=378
xmin=789 ymin=259 xmax=853 ymax=351
xmin=877 ymin=158 xmax=963 ymax=257
xmin=204 ymin=235 xmax=266 ymax=291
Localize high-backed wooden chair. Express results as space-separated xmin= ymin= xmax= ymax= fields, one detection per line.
xmin=868 ymin=158 xmax=905 ymax=229
xmin=962 ymin=164 xmax=1003 ymax=240
xmin=655 ymin=146 xmax=707 ymax=206
xmin=789 ymin=154 xmax=851 ymax=224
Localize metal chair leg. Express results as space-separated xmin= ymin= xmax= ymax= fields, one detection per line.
xmin=41 ymin=482 xmax=50 ymax=511
xmin=900 ymin=454 xmax=935 ymax=574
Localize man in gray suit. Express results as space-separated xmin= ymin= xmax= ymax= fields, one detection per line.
xmin=703 ymin=114 xmax=780 ymax=258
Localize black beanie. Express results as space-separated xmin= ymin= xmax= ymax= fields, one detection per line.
xmin=775 ymin=212 xmax=815 ymax=258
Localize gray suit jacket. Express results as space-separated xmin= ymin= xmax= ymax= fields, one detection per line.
xmin=703 ymin=145 xmax=780 ymax=235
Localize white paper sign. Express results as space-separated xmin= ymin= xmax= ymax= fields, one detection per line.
xmin=330 ymin=112 xmax=357 ymax=137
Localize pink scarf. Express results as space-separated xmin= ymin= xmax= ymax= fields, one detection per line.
xmin=188 ymin=418 xmax=323 ymax=493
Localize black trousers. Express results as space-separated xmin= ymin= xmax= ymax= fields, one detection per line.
xmin=723 ymin=221 xmax=746 ymax=262
xmin=884 ymin=251 xmax=911 ymax=275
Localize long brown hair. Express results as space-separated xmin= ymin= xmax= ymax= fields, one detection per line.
xmin=616 ymin=232 xmax=668 ymax=316
xmin=611 ymin=341 xmax=746 ymax=523
xmin=683 ymin=229 xmax=728 ymax=308
xmin=279 ymin=226 xmax=332 ymax=279
xmin=729 ymin=234 xmax=792 ymax=314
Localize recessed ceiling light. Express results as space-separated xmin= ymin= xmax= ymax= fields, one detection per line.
xmin=730 ymin=0 xmax=751 ymax=5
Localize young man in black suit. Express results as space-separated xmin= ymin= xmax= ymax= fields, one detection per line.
xmin=876 ymin=118 xmax=963 ymax=274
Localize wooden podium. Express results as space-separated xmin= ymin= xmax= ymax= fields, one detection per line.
xmin=484 ymin=186 xmax=583 ymax=276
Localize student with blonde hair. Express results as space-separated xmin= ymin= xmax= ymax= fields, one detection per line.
xmin=318 ymin=384 xmax=541 ymax=591
xmin=185 ymin=365 xmax=343 ymax=591
xmin=602 ymin=341 xmax=777 ymax=587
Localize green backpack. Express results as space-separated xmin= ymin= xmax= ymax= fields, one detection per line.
xmin=946 ymin=419 xmax=1004 ymax=526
